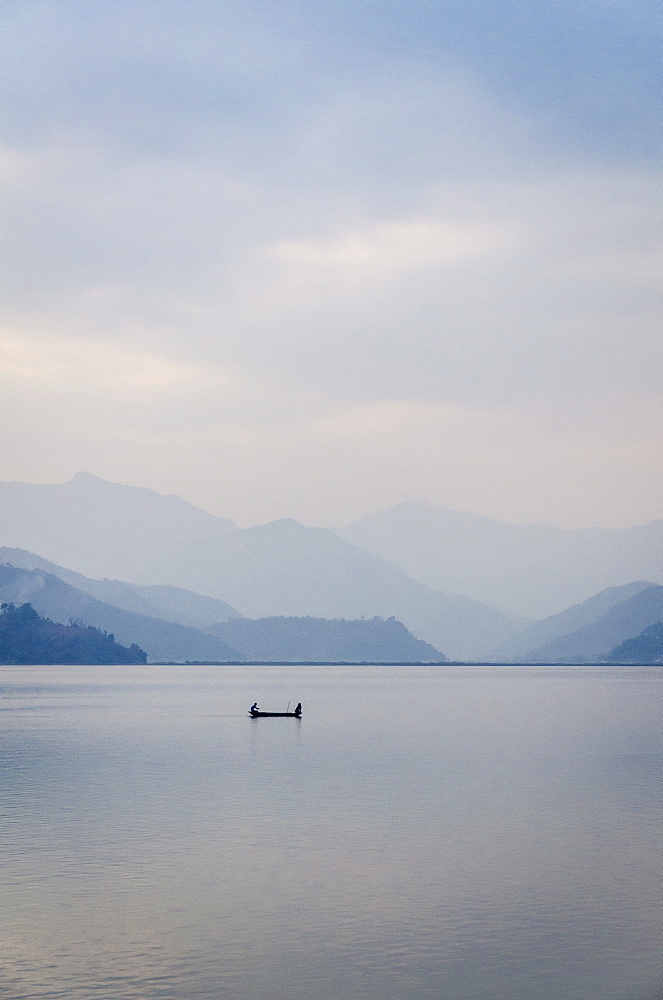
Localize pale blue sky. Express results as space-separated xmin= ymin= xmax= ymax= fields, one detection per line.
xmin=2 ymin=0 xmax=661 ymax=527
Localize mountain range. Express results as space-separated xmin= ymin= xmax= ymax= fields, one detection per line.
xmin=144 ymin=517 xmax=518 ymax=659
xmin=1 ymin=473 xmax=661 ymax=662
xmin=0 ymin=474 xmax=519 ymax=659
xmin=0 ymin=564 xmax=243 ymax=663
xmin=0 ymin=560 xmax=444 ymax=663
xmin=0 ymin=472 xmax=235 ymax=581
xmin=339 ymin=500 xmax=663 ymax=618
xmin=493 ymin=581 xmax=658 ymax=661
xmin=0 ymin=547 xmax=242 ymax=629
xmin=521 ymin=584 xmax=663 ymax=662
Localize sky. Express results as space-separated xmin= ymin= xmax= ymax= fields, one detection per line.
xmin=1 ymin=0 xmax=661 ymax=529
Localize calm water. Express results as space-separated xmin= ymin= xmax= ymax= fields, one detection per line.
xmin=1 ymin=664 xmax=661 ymax=1000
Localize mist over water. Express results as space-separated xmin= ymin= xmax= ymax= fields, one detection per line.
xmin=1 ymin=664 xmax=661 ymax=1000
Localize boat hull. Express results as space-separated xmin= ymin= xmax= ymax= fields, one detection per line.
xmin=249 ymin=711 xmax=301 ymax=718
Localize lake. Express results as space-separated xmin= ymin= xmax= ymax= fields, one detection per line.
xmin=1 ymin=664 xmax=661 ymax=1000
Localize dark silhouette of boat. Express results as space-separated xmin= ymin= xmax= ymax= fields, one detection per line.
xmin=249 ymin=704 xmax=301 ymax=718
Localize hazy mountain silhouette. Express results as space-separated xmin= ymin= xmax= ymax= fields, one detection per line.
xmin=209 ymin=616 xmax=445 ymax=662
xmin=17 ymin=473 xmax=663 ymax=659
xmin=0 ymin=561 xmax=446 ymax=664
xmin=338 ymin=501 xmax=663 ymax=618
xmin=147 ymin=518 xmax=520 ymax=660
xmin=0 ymin=475 xmax=524 ymax=658
xmin=0 ymin=602 xmax=147 ymax=665
xmin=0 ymin=472 xmax=235 ymax=581
xmin=0 ymin=564 xmax=243 ymax=663
xmin=525 ymin=585 xmax=663 ymax=662
xmin=0 ymin=547 xmax=242 ymax=629
xmin=2 ymin=478 xmax=660 ymax=632
xmin=607 ymin=622 xmax=663 ymax=663
xmin=493 ymin=581 xmax=656 ymax=661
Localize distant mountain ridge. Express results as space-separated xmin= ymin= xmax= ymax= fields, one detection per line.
xmin=146 ymin=517 xmax=520 ymax=659
xmin=527 ymin=585 xmax=663 ymax=662
xmin=607 ymin=622 xmax=663 ymax=664
xmin=0 ymin=547 xmax=242 ymax=629
xmin=0 ymin=472 xmax=235 ymax=581
xmin=0 ymin=475 xmax=521 ymax=659
xmin=493 ymin=581 xmax=657 ymax=661
xmin=338 ymin=500 xmax=663 ymax=618
xmin=3 ymin=473 xmax=659 ymax=658
xmin=209 ymin=616 xmax=444 ymax=663
xmin=0 ymin=560 xmax=445 ymax=663
xmin=0 ymin=565 xmax=243 ymax=663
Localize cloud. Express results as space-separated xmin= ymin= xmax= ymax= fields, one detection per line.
xmin=0 ymin=328 xmax=208 ymax=386
xmin=1 ymin=319 xmax=660 ymax=530
xmin=268 ymin=217 xmax=515 ymax=285
xmin=1 ymin=0 xmax=660 ymax=529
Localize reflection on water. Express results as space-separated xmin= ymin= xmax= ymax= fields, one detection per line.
xmin=1 ymin=665 xmax=661 ymax=1000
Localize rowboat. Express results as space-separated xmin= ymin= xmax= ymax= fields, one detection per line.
xmin=249 ymin=706 xmax=301 ymax=718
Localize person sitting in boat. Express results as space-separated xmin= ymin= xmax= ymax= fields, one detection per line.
xmin=294 ymin=703 xmax=302 ymax=717
xmin=250 ymin=702 xmax=259 ymax=714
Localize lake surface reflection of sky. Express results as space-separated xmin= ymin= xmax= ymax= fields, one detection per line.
xmin=1 ymin=664 xmax=661 ymax=1000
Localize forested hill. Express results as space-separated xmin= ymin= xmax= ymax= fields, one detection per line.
xmin=0 ymin=602 xmax=147 ymax=664
xmin=607 ymin=622 xmax=663 ymax=664
xmin=209 ymin=615 xmax=445 ymax=663
xmin=0 ymin=564 xmax=243 ymax=663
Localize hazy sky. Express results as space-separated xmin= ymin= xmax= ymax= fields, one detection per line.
xmin=2 ymin=0 xmax=661 ymax=528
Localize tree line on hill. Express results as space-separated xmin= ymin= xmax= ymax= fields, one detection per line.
xmin=607 ymin=622 xmax=663 ymax=664
xmin=0 ymin=602 xmax=147 ymax=665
